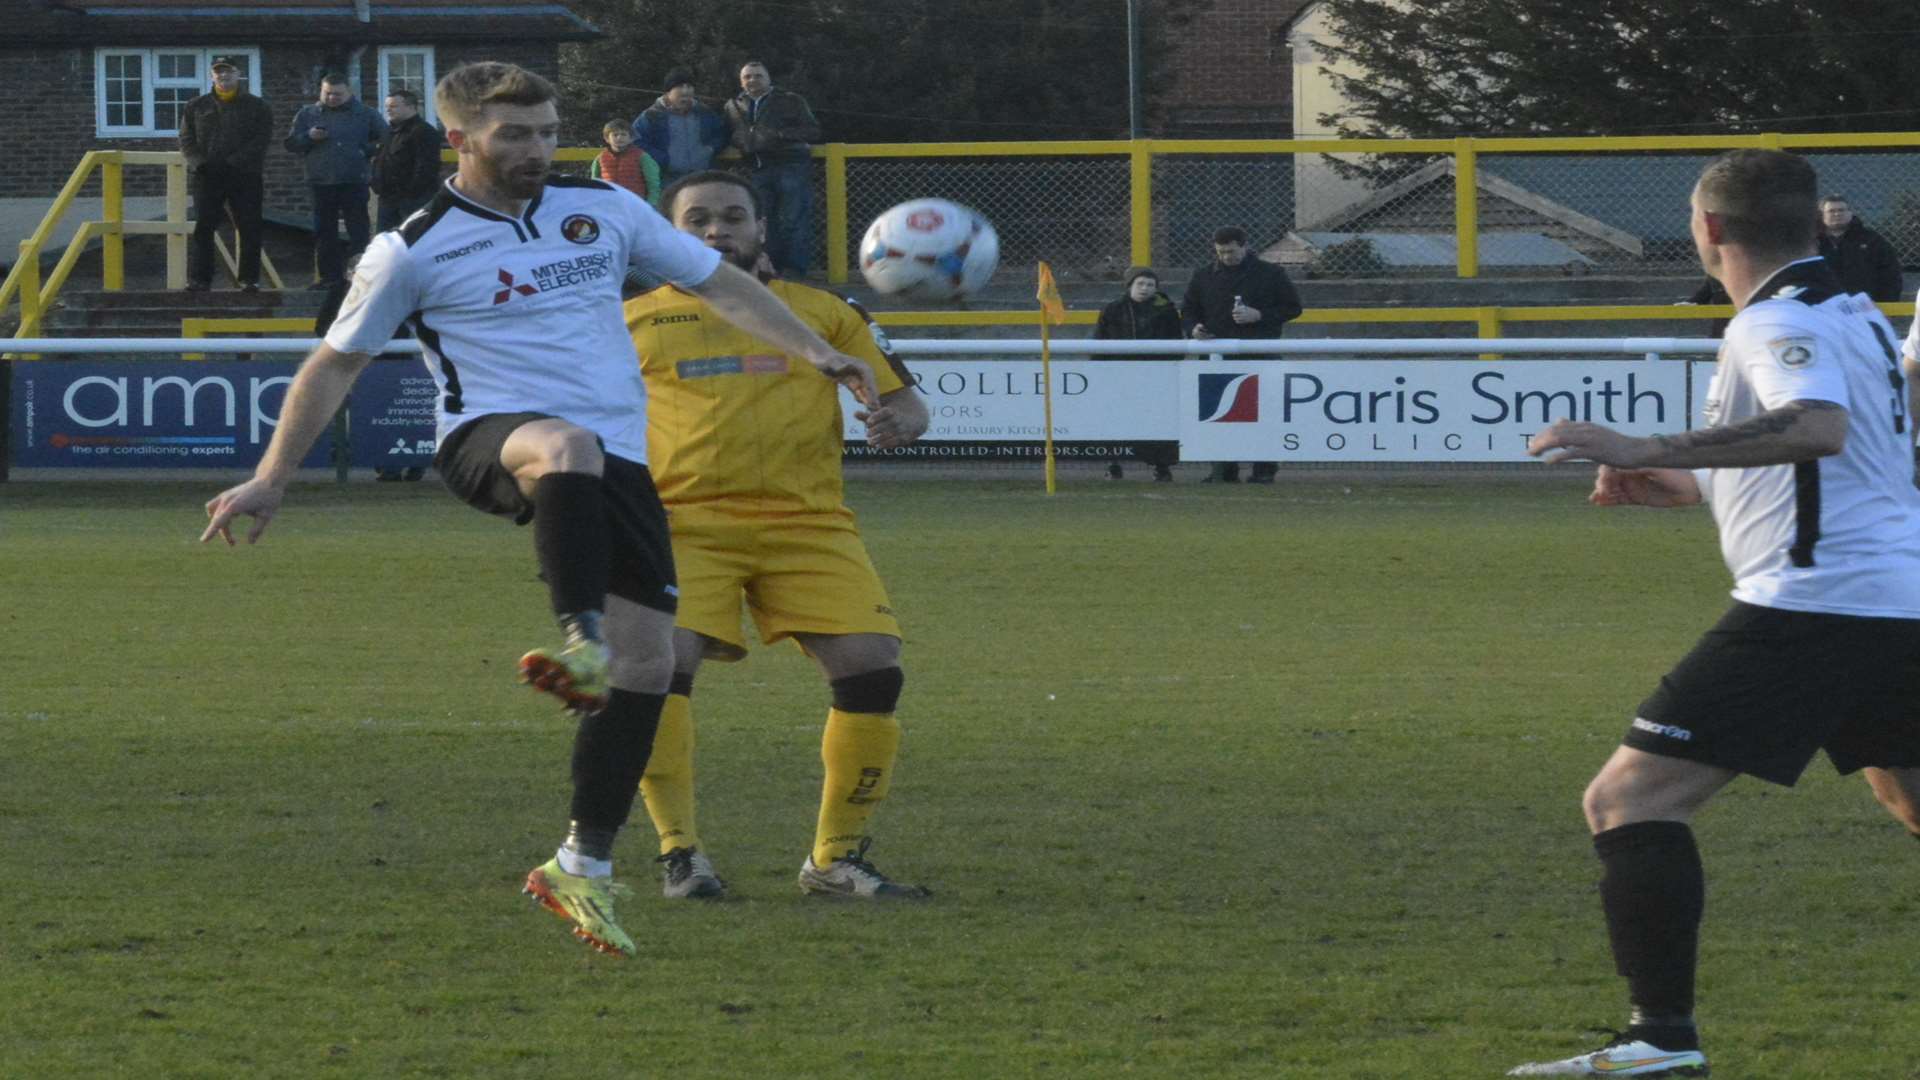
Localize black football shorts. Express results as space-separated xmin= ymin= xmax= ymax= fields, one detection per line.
xmin=1627 ymin=601 xmax=1920 ymax=785
xmin=434 ymin=411 xmax=677 ymax=614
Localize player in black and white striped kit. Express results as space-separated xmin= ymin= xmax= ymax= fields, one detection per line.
xmin=202 ymin=62 xmax=878 ymax=958
xmin=1511 ymin=150 xmax=1920 ymax=1077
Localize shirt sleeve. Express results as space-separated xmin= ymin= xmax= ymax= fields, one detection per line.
xmin=1904 ymin=287 xmax=1920 ymax=363
xmin=616 ymin=186 xmax=722 ymax=287
xmin=827 ymin=296 xmax=902 ymax=394
xmin=324 ymin=232 xmax=421 ymax=355
xmin=1725 ymin=303 xmax=1849 ymax=412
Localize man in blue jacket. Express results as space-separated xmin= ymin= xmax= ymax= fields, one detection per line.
xmin=285 ymin=73 xmax=387 ymax=288
xmin=632 ymin=72 xmax=731 ymax=190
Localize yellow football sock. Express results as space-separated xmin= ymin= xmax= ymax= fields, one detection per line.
xmin=639 ymin=693 xmax=698 ymax=855
xmin=812 ymin=709 xmax=901 ymax=867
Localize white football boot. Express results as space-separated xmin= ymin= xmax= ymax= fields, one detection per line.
xmin=1508 ymin=1033 xmax=1708 ymax=1077
xmin=797 ymin=837 xmax=930 ymax=899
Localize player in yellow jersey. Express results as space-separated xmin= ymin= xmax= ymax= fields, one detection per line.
xmin=623 ymin=170 xmax=931 ymax=899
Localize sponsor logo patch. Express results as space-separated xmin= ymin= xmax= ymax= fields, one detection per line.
xmin=1631 ymin=717 xmax=1693 ymax=742
xmin=1767 ymin=336 xmax=1816 ymax=370
xmin=433 ymin=238 xmax=495 ymax=264
xmin=1197 ymin=372 xmax=1260 ymax=422
xmin=340 ymin=272 xmax=372 ymax=313
xmin=492 ymin=269 xmax=538 ymax=305
xmin=674 ymin=354 xmax=791 ymax=379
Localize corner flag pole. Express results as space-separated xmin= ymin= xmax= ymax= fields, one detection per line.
xmin=1036 ymin=261 xmax=1068 ymax=495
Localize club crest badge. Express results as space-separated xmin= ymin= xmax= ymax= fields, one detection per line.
xmin=1767 ymin=336 xmax=1816 ymax=370
xmin=561 ymin=214 xmax=600 ymax=245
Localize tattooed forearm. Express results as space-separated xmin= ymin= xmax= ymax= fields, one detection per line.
xmin=1645 ymin=400 xmax=1847 ymax=467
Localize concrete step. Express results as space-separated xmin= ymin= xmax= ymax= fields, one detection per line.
xmin=32 ymin=287 xmax=326 ymax=339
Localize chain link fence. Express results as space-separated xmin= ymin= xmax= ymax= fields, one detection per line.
xmin=1803 ymin=150 xmax=1920 ymax=267
xmin=542 ymin=140 xmax=1920 ymax=288
xmin=842 ymin=154 xmax=1131 ymax=285
xmin=826 ymin=140 xmax=1920 ymax=287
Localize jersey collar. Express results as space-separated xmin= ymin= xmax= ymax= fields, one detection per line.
xmin=1743 ymin=256 xmax=1840 ymax=306
xmin=443 ymin=179 xmax=546 ymax=239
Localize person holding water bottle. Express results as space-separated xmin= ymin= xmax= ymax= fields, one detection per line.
xmin=1180 ymin=226 xmax=1304 ymax=482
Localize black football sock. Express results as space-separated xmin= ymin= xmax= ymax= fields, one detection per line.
xmin=1594 ymin=820 xmax=1704 ymax=1050
xmin=532 ymin=472 xmax=610 ymax=627
xmin=565 ymin=688 xmax=667 ymax=858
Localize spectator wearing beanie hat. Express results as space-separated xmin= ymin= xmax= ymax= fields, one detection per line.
xmin=1092 ymin=265 xmax=1183 ymax=480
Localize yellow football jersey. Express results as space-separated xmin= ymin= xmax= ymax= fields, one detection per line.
xmin=625 ymin=280 xmax=905 ymax=514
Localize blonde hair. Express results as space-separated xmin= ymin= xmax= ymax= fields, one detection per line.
xmin=434 ymin=62 xmax=557 ymax=129
xmin=602 ymin=119 xmax=628 ymax=139
xmin=1696 ymin=149 xmax=1818 ymax=256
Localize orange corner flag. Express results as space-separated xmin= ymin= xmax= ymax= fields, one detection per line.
xmin=1036 ymin=261 xmax=1068 ymax=326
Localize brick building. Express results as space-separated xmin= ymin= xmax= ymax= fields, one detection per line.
xmin=0 ymin=0 xmax=596 ymax=252
xmin=1150 ymin=0 xmax=1311 ymax=137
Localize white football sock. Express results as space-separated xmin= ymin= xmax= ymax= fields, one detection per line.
xmin=556 ymin=846 xmax=612 ymax=878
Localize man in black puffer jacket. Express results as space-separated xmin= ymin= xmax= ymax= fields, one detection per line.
xmin=1180 ymin=227 xmax=1304 ymax=482
xmin=1817 ymin=194 xmax=1904 ymax=302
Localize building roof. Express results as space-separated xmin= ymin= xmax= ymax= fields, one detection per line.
xmin=1276 ymin=230 xmax=1594 ymax=269
xmin=1 ymin=0 xmax=599 ymax=43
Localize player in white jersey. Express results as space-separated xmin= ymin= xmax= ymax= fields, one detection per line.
xmin=1896 ymin=286 xmax=1920 ymax=462
xmin=1510 ymin=150 xmax=1920 ymax=1077
xmin=200 ymin=62 xmax=879 ymax=959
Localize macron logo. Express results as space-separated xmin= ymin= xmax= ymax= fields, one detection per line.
xmin=1198 ymin=373 xmax=1259 ymax=422
xmin=1631 ymin=717 xmax=1693 ymax=742
xmin=493 ymin=269 xmax=537 ymax=305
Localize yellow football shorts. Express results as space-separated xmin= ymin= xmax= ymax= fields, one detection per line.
xmin=670 ymin=508 xmax=900 ymax=660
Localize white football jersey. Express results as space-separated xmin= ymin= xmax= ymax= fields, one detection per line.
xmin=1903 ymin=283 xmax=1920 ymax=364
xmin=1699 ymin=257 xmax=1920 ymax=616
xmin=325 ymin=177 xmax=722 ymax=462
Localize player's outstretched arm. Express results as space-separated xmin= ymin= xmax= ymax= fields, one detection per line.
xmin=856 ymin=385 xmax=930 ymax=449
xmin=1529 ymin=401 xmax=1847 ymax=470
xmin=201 ymin=343 xmax=373 ymax=546
xmin=685 ymin=261 xmax=880 ymax=406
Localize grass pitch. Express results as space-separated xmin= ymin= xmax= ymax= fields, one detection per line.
xmin=2 ymin=470 xmax=1916 ymax=1079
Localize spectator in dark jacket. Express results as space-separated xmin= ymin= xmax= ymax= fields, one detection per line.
xmin=1181 ymin=227 xmax=1304 ymax=482
xmin=632 ymin=72 xmax=731 ymax=188
xmin=284 ymin=74 xmax=388 ymax=287
xmin=1818 ymin=194 xmax=1904 ymax=302
xmin=1680 ymin=277 xmax=1732 ymax=338
xmin=723 ymin=60 xmax=821 ymax=277
xmin=372 ymin=89 xmax=444 ymax=231
xmin=178 ymin=57 xmax=273 ymax=292
xmin=1093 ymin=265 xmax=1184 ymax=481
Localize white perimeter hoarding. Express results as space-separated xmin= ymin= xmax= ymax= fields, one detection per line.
xmin=841 ymin=361 xmax=1179 ymax=443
xmin=845 ymin=358 xmax=1708 ymax=463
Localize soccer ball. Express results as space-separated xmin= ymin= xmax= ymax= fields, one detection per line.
xmin=859 ymin=199 xmax=1000 ymax=301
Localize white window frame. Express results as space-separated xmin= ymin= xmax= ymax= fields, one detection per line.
xmin=94 ymin=47 xmax=263 ymax=137
xmin=377 ymin=46 xmax=438 ymax=127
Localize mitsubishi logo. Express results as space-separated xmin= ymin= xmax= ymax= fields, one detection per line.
xmin=493 ymin=269 xmax=537 ymax=305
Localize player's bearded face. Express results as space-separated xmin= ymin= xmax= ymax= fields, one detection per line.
xmin=670 ymin=183 xmax=766 ymax=270
xmin=464 ymin=101 xmax=559 ymax=200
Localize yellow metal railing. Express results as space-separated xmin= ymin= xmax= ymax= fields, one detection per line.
xmin=811 ymin=131 xmax=1920 ymax=283
xmin=1 ymin=149 xmax=289 ymax=340
xmin=15 ymin=134 xmax=1919 ymax=341
xmin=181 ymin=315 xmax=316 ymax=360
xmin=185 ymin=302 xmax=1917 ymax=340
